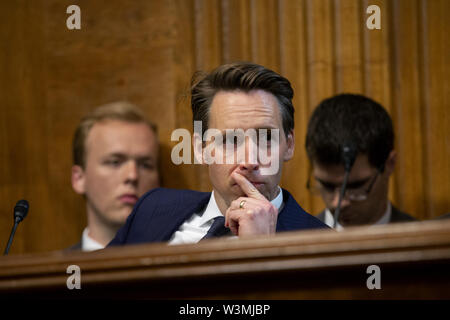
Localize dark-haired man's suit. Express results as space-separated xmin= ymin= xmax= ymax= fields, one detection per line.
xmin=316 ymin=205 xmax=416 ymax=225
xmin=109 ymin=188 xmax=328 ymax=246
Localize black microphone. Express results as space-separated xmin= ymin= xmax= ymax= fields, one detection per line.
xmin=342 ymin=142 xmax=358 ymax=172
xmin=3 ymin=200 xmax=29 ymax=255
xmin=333 ymin=142 xmax=358 ymax=228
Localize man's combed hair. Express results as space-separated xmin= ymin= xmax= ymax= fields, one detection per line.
xmin=73 ymin=101 xmax=157 ymax=168
xmin=191 ymin=62 xmax=295 ymax=137
xmin=305 ymin=94 xmax=394 ymax=171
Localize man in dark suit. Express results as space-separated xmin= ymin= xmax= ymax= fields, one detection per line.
xmin=305 ymin=94 xmax=416 ymax=230
xmin=109 ymin=62 xmax=328 ymax=246
xmin=69 ymin=102 xmax=160 ymax=251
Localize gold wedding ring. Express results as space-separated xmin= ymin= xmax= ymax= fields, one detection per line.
xmin=239 ymin=200 xmax=246 ymax=209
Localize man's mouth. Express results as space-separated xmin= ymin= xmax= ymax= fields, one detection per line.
xmin=119 ymin=194 xmax=139 ymax=205
xmin=249 ymin=181 xmax=264 ymax=187
xmin=232 ymin=181 xmax=265 ymax=189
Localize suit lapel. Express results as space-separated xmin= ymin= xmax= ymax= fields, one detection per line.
xmin=276 ymin=189 xmax=303 ymax=231
xmin=276 ymin=189 xmax=327 ymax=231
xmin=147 ymin=191 xmax=211 ymax=242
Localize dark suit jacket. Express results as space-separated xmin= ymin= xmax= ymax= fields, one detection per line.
xmin=315 ymin=204 xmax=416 ymax=225
xmin=109 ymin=187 xmax=328 ymax=246
xmin=389 ymin=206 xmax=417 ymax=222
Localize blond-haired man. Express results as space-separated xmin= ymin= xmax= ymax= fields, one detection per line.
xmin=70 ymin=102 xmax=160 ymax=251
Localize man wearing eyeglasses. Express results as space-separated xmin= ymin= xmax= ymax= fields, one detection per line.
xmin=305 ymin=94 xmax=416 ymax=230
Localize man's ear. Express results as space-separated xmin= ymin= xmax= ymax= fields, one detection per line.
xmin=283 ymin=130 xmax=295 ymax=161
xmin=192 ymin=132 xmax=204 ymax=164
xmin=384 ymin=150 xmax=397 ymax=176
xmin=71 ymin=165 xmax=86 ymax=194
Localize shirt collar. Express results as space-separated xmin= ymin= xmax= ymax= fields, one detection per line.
xmin=198 ymin=187 xmax=284 ymax=227
xmin=271 ymin=187 xmax=284 ymax=211
xmin=324 ymin=201 xmax=392 ymax=230
xmin=81 ymin=228 xmax=104 ymax=251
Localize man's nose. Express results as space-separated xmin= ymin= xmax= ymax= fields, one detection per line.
xmin=237 ymin=138 xmax=259 ymax=171
xmin=238 ymin=161 xmax=259 ymax=172
xmin=124 ymin=160 xmax=139 ymax=183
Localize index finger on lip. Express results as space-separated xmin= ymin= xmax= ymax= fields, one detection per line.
xmin=232 ymin=172 xmax=266 ymax=201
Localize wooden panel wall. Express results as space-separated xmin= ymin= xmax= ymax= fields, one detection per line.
xmin=0 ymin=0 xmax=448 ymax=254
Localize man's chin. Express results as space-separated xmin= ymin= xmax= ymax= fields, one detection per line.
xmin=338 ymin=212 xmax=367 ymax=226
xmin=108 ymin=210 xmax=133 ymax=227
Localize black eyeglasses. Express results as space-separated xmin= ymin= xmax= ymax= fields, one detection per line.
xmin=307 ymin=170 xmax=380 ymax=202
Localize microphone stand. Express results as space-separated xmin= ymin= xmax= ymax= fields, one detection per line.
xmin=4 ymin=217 xmax=21 ymax=255
xmin=333 ymin=170 xmax=350 ymax=229
xmin=333 ymin=142 xmax=357 ymax=228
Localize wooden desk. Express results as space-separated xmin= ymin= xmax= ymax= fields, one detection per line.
xmin=1 ymin=220 xmax=449 ymax=299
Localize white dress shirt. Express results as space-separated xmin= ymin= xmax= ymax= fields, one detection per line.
xmin=169 ymin=187 xmax=284 ymax=245
xmin=324 ymin=201 xmax=392 ymax=231
xmin=81 ymin=227 xmax=104 ymax=251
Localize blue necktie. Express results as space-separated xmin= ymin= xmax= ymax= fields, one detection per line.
xmin=201 ymin=216 xmax=231 ymax=240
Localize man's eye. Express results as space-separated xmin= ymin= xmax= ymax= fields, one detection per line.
xmin=261 ymin=137 xmax=272 ymax=146
xmin=258 ymin=132 xmax=272 ymax=147
xmin=140 ymin=162 xmax=155 ymax=170
xmin=215 ymin=136 xmax=225 ymax=146
xmin=105 ymin=159 xmax=122 ymax=166
xmin=225 ymin=136 xmax=240 ymax=146
xmin=321 ymin=183 xmax=336 ymax=192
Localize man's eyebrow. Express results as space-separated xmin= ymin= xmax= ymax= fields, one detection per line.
xmin=136 ymin=156 xmax=155 ymax=161
xmin=315 ymin=177 xmax=336 ymax=187
xmin=104 ymin=152 xmax=127 ymax=158
xmin=218 ymin=127 xmax=277 ymax=135
xmin=104 ymin=153 xmax=154 ymax=160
